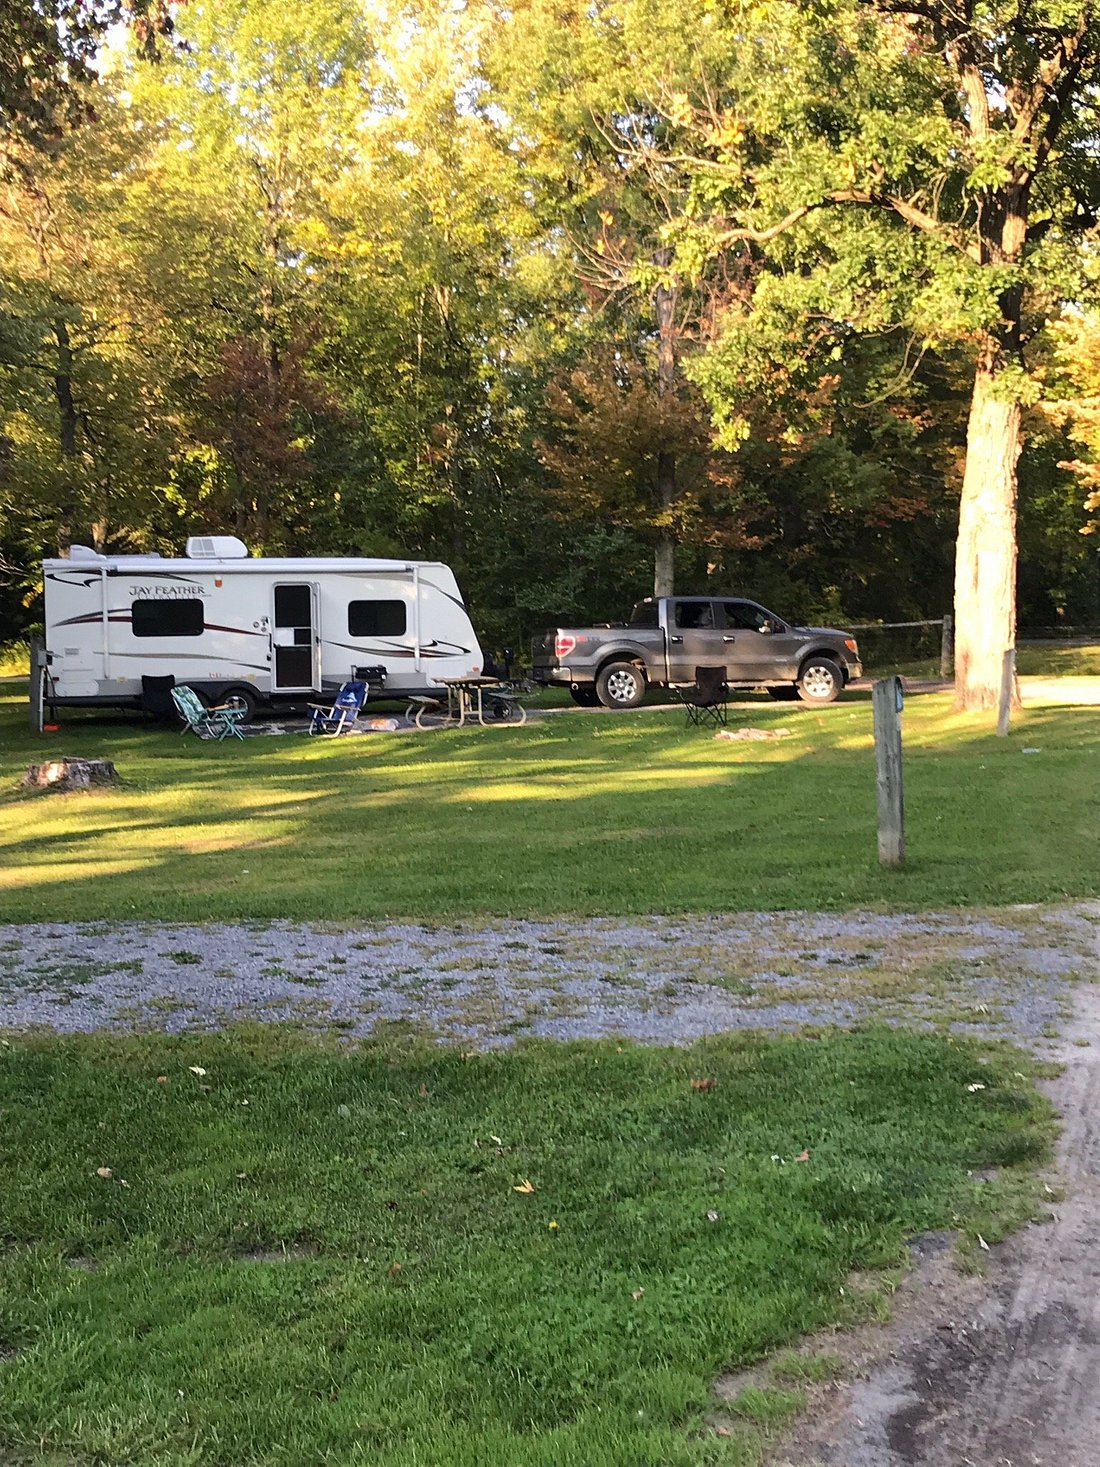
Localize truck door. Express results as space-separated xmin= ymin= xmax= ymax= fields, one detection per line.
xmin=665 ymin=600 xmax=728 ymax=682
xmin=719 ymin=600 xmax=792 ymax=682
xmin=271 ymin=582 xmax=320 ymax=692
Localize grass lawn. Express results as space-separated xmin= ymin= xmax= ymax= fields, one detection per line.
xmin=0 ymin=1026 xmax=1052 ymax=1466
xmin=1 ymin=683 xmax=1099 ymax=921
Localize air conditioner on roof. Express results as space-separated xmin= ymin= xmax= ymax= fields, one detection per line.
xmin=185 ymin=536 xmax=250 ymax=559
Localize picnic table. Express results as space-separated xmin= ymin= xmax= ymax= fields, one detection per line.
xmin=407 ymin=677 xmax=528 ymax=729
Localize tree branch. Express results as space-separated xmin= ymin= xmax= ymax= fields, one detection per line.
xmin=713 ymin=188 xmax=978 ymax=258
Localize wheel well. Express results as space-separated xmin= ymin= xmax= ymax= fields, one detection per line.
xmin=596 ymin=654 xmax=648 ymax=680
xmin=798 ymin=650 xmax=847 ymax=681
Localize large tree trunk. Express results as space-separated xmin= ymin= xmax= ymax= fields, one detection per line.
xmin=654 ymin=525 xmax=675 ymax=597
xmin=953 ymin=180 xmax=1028 ymax=713
xmin=654 ymin=264 xmax=677 ymax=597
xmin=953 ymin=341 xmax=1021 ymax=711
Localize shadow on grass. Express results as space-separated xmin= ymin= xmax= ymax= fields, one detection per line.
xmin=1 ymin=693 xmax=1098 ymax=922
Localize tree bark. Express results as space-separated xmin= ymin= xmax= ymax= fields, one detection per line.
xmin=654 ymin=262 xmax=677 ymax=597
xmin=953 ymin=341 xmax=1021 ymax=711
xmin=654 ymin=528 xmax=675 ymax=597
xmin=953 ymin=180 xmax=1028 ymax=712
xmin=52 ymin=317 xmax=77 ymax=554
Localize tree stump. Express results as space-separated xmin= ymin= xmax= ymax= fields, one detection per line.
xmin=22 ymin=758 xmax=118 ymax=792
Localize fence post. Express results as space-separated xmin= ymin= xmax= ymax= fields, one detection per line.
xmin=940 ymin=613 xmax=954 ymax=680
xmin=872 ymin=676 xmax=905 ymax=867
xmin=28 ymin=635 xmax=45 ymax=733
xmin=996 ymin=648 xmax=1016 ymax=737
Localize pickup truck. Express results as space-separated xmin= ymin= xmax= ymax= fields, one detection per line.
xmin=531 ymin=596 xmax=862 ymax=709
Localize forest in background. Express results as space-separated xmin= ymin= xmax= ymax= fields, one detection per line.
xmin=2 ymin=0 xmax=1099 ymax=657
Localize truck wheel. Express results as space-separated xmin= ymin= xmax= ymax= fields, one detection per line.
xmin=569 ymin=685 xmax=600 ymax=707
xmin=797 ymin=658 xmax=842 ymax=705
xmin=220 ymin=686 xmax=258 ymax=724
xmin=767 ymin=686 xmax=800 ymax=701
xmin=596 ymin=662 xmax=646 ymax=710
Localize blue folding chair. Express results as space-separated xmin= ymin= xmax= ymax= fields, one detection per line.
xmin=308 ymin=680 xmax=368 ymax=736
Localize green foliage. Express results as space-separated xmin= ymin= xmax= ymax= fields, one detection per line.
xmin=0 ymin=0 xmax=1097 ymax=651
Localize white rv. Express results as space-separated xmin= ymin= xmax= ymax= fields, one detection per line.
xmin=41 ymin=536 xmax=484 ymax=718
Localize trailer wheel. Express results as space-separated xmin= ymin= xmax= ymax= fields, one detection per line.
xmin=220 ymin=687 xmax=258 ymax=724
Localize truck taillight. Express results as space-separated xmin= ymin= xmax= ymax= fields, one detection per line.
xmin=554 ymin=633 xmax=577 ymax=659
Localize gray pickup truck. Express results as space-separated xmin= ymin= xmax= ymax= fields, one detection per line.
xmin=531 ymin=596 xmax=862 ymax=709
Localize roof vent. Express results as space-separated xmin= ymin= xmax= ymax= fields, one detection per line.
xmin=185 ymin=536 xmax=250 ymax=559
xmin=68 ymin=545 xmax=103 ymax=563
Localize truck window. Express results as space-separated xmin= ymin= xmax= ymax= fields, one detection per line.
xmin=629 ymin=601 xmax=660 ymax=627
xmin=131 ymin=598 xmax=205 ymax=638
xmin=349 ymin=599 xmax=407 ymax=637
xmin=722 ymin=601 xmax=772 ymax=633
xmin=674 ymin=601 xmax=715 ymax=630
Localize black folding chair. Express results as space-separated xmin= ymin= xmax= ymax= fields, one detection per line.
xmin=141 ymin=673 xmax=177 ymax=722
xmin=674 ymin=665 xmax=728 ymax=728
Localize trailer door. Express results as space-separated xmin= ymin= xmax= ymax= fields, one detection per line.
xmin=271 ymin=582 xmax=321 ymax=691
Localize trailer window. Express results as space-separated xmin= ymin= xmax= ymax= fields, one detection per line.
xmin=131 ymin=598 xmax=205 ymax=638
xmin=348 ymin=599 xmax=407 ymax=637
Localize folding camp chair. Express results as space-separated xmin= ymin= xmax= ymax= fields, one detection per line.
xmin=171 ymin=685 xmax=248 ymax=741
xmin=308 ymin=680 xmax=368 ymax=736
xmin=673 ymin=665 xmax=729 ymax=728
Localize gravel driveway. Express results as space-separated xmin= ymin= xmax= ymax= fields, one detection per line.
xmin=2 ymin=903 xmax=1094 ymax=1049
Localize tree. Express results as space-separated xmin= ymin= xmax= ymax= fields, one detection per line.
xmin=650 ymin=1 xmax=1100 ymax=710
xmin=484 ymin=0 xmax=753 ymax=595
xmin=0 ymin=1 xmax=176 ymax=165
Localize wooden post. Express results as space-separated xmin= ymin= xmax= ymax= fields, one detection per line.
xmin=873 ymin=675 xmax=905 ymax=867
xmin=996 ymin=648 xmax=1016 ymax=737
xmin=28 ymin=635 xmax=45 ymax=734
xmin=940 ymin=613 xmax=954 ymax=680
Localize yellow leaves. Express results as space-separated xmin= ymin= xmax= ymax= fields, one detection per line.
xmin=666 ymin=92 xmax=694 ymax=128
xmin=188 ymin=1065 xmax=207 ymax=1077
xmin=705 ymin=115 xmax=745 ymax=155
xmin=95 ymin=1166 xmax=113 ymax=1179
xmin=513 ymin=1179 xmax=535 ymax=1194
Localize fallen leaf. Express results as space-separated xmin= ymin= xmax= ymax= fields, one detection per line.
xmin=513 ymin=1179 xmax=535 ymax=1194
xmin=418 ymin=1084 xmax=428 ymax=1097
xmin=631 ymin=1288 xmax=645 ymax=1301
xmin=490 ymin=1135 xmax=503 ymax=1146
xmin=690 ymin=1078 xmax=715 ymax=1092
xmin=95 ymin=1166 xmax=112 ymax=1179
xmin=548 ymin=1219 xmax=559 ymax=1231
xmin=966 ymin=1083 xmax=986 ymax=1093
xmin=978 ymin=1234 xmax=990 ymax=1251
xmin=236 ymin=1172 xmax=248 ymax=1180
xmin=119 ymin=1179 xmax=130 ymax=1188
xmin=155 ymin=1076 xmax=168 ymax=1084
xmin=716 ymin=1427 xmax=731 ymax=1437
xmin=794 ymin=1149 xmax=811 ymax=1163
xmin=705 ymin=1209 xmax=720 ymax=1223
xmin=387 ymin=1261 xmax=402 ymax=1276
xmin=188 ymin=1066 xmax=207 ymax=1077
xmin=336 ymin=1103 xmax=351 ymax=1119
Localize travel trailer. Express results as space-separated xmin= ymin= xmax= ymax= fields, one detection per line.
xmin=40 ymin=537 xmax=484 ymax=719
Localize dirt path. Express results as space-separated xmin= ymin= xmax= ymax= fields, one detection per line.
xmin=770 ymin=972 xmax=1100 ymax=1467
